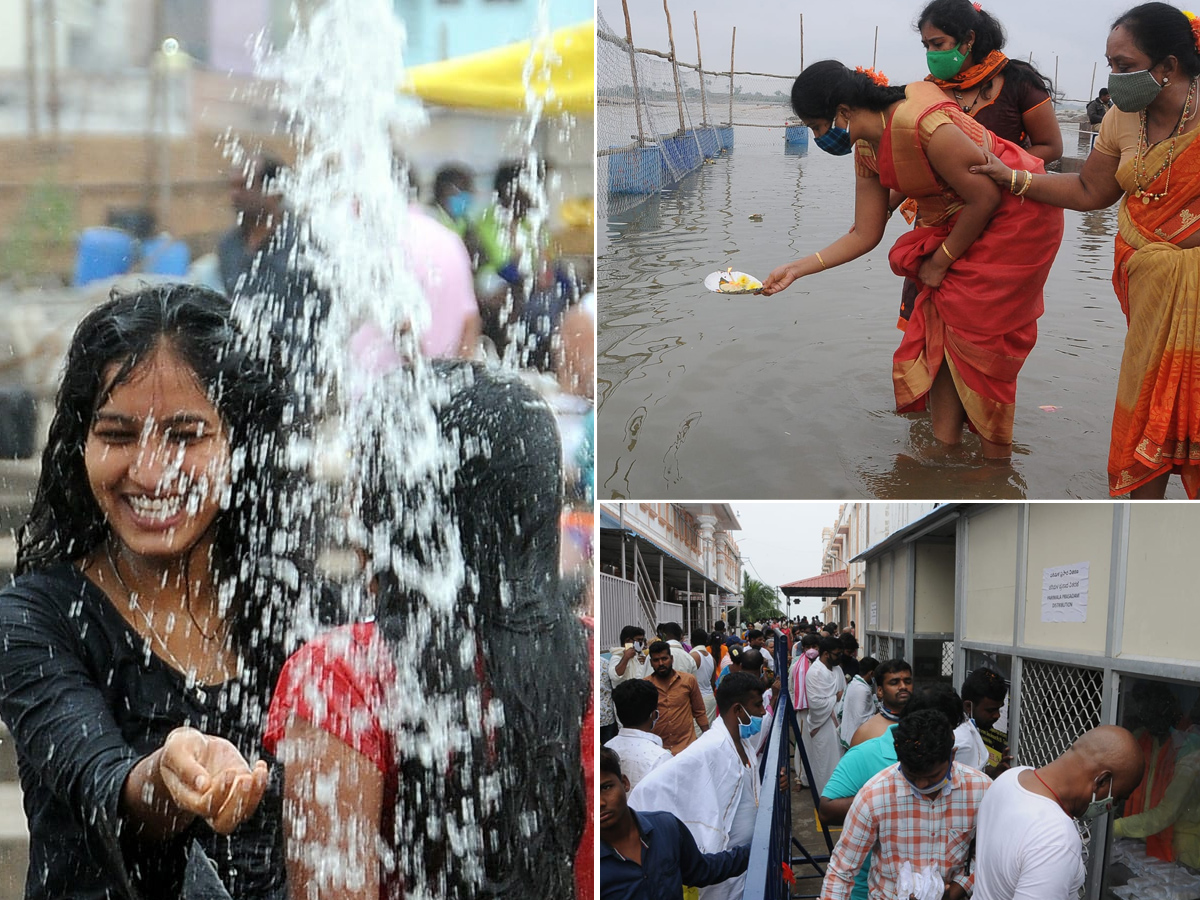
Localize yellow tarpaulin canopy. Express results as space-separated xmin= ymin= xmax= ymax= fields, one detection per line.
xmin=402 ymin=20 xmax=594 ymax=116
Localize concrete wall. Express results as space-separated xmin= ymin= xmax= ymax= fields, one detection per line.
xmin=914 ymin=541 xmax=955 ymax=634
xmin=962 ymin=504 xmax=1019 ymax=644
xmin=1022 ymin=505 xmax=1113 ymax=656
xmin=1122 ymin=505 xmax=1200 ymax=664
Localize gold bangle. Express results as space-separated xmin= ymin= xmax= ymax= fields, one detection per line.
xmin=1016 ymin=170 xmax=1033 ymax=197
xmin=1010 ymin=169 xmax=1018 ymax=194
xmin=941 ymin=242 xmax=957 ymax=261
xmin=815 ymin=251 xmax=828 ymax=270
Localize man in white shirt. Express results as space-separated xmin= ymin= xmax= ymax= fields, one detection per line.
xmin=973 ymin=725 xmax=1145 ymax=900
xmin=604 ymin=679 xmax=672 ymax=790
xmin=803 ymin=637 xmax=845 ymax=795
xmin=658 ymin=621 xmax=697 ymax=675
xmin=789 ymin=632 xmax=821 ymax=783
xmin=630 ymin=672 xmax=768 ymax=900
xmin=957 ymin=668 xmax=1010 ymax=777
xmin=609 ymin=624 xmax=651 ymax=685
xmin=838 ymin=656 xmax=878 ymax=749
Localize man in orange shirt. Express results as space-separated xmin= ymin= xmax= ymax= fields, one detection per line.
xmin=646 ymin=641 xmax=710 ymax=754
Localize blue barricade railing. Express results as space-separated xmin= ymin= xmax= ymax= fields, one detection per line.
xmin=742 ymin=636 xmax=834 ymax=900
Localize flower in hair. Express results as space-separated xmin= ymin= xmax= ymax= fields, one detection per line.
xmin=973 ymin=2 xmax=982 ymax=11
xmin=1185 ymin=10 xmax=1200 ymax=53
xmin=855 ymin=66 xmax=889 ymax=87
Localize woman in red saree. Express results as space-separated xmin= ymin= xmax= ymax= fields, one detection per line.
xmin=761 ymin=61 xmax=1064 ymax=460
xmin=973 ymin=2 xmax=1200 ymax=497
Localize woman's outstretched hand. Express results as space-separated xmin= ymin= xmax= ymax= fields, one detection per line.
xmin=760 ymin=261 xmax=802 ymax=296
xmin=159 ymin=727 xmax=269 ymax=835
xmin=969 ymin=150 xmax=1013 ymax=189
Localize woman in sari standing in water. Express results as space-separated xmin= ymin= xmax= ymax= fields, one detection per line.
xmin=761 ymin=62 xmax=1064 ymax=461
xmin=973 ymin=3 xmax=1200 ymax=497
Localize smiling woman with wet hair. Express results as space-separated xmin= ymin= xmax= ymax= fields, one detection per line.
xmin=0 ymin=282 xmax=299 ymax=899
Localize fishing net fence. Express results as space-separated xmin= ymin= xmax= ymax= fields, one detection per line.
xmin=597 ymin=10 xmax=801 ymax=220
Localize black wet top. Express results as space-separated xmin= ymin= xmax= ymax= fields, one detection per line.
xmin=0 ymin=565 xmax=284 ymax=900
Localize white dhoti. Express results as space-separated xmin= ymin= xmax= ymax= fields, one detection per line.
xmin=802 ymin=659 xmax=843 ymax=795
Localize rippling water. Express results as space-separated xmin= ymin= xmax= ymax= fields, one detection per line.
xmin=597 ymin=127 xmax=1185 ymax=499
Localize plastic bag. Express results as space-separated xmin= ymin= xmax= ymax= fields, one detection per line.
xmin=896 ymin=861 xmax=945 ymax=900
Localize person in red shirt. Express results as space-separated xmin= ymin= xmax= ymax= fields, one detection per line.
xmin=264 ymin=364 xmax=589 ymax=899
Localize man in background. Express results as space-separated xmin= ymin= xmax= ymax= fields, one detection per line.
xmin=606 ymin=680 xmax=672 ymax=790
xmin=646 ymin=641 xmax=709 ymax=754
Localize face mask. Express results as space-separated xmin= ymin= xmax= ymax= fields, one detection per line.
xmin=903 ymin=754 xmax=954 ymax=798
xmin=814 ymin=124 xmax=853 ymax=156
xmin=1108 ymin=68 xmax=1164 ymax=113
xmin=805 ymin=648 xmax=820 ymax=660
xmin=649 ymin=711 xmax=660 ymax=730
xmin=927 ymin=45 xmax=968 ymax=80
xmin=446 ymin=191 xmax=472 ymax=220
xmin=633 ymin=640 xmax=645 ymax=652
xmin=1078 ymin=782 xmax=1114 ymax=822
xmin=737 ymin=706 xmax=764 ymax=740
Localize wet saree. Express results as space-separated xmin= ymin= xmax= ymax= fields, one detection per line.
xmin=1108 ymin=127 xmax=1200 ymax=497
xmin=871 ymin=82 xmax=1065 ymax=445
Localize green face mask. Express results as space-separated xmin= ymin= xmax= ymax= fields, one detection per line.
xmin=927 ymin=45 xmax=968 ymax=80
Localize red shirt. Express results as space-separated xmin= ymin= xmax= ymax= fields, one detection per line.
xmin=264 ymin=620 xmax=592 ymax=899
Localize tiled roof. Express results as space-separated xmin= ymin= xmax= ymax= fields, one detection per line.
xmin=779 ymin=569 xmax=849 ymax=595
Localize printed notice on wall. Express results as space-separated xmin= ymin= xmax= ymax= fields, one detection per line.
xmin=869 ymin=601 xmax=878 ymax=627
xmin=1041 ymin=562 xmax=1090 ymax=622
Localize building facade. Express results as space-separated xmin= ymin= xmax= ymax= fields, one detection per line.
xmin=856 ymin=502 xmax=1200 ymax=900
xmin=598 ymin=502 xmax=742 ymax=649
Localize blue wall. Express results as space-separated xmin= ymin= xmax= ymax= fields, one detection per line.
xmin=394 ymin=0 xmax=592 ymax=65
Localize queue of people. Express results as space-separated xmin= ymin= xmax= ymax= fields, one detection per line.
xmin=761 ymin=0 xmax=1200 ymax=499
xmin=601 ymin=624 xmax=1156 ymax=900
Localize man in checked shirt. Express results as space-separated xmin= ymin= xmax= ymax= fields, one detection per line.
xmin=820 ymin=709 xmax=992 ymax=900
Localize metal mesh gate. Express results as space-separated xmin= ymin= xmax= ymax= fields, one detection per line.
xmin=1017 ymin=659 xmax=1104 ymax=768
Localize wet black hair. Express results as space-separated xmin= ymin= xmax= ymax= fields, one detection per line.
xmin=363 ymin=363 xmax=585 ymax=900
xmin=600 ymin=746 xmax=624 ymax=779
xmin=790 ymin=60 xmax=908 ymax=121
xmin=800 ymin=632 xmax=821 ymax=649
xmin=746 ymin=628 xmax=764 ymax=642
xmin=1114 ymin=2 xmax=1200 ymax=78
xmin=962 ymin=668 xmax=1008 ymax=706
xmin=1099 ymin=87 xmax=1111 ymax=96
xmin=18 ymin=283 xmax=294 ymax=702
xmin=716 ymin=670 xmax=766 ymax=713
xmin=903 ymin=683 xmax=965 ymax=728
xmin=613 ymin=679 xmax=659 ymax=726
xmin=916 ymin=0 xmax=1055 ymax=96
xmin=894 ymin=709 xmax=955 ymax=770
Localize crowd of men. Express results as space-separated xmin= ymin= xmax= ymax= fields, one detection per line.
xmin=599 ymin=617 xmax=1150 ymax=900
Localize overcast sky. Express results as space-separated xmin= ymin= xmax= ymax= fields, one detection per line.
xmin=597 ymin=0 xmax=1144 ymax=103
xmin=728 ymin=502 xmax=841 ymax=620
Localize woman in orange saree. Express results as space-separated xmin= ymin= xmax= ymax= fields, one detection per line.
xmin=761 ymin=61 xmax=1064 ymax=460
xmin=973 ymin=2 xmax=1200 ymax=497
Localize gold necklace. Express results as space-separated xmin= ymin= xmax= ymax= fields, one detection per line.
xmin=104 ymin=541 xmax=231 ymax=696
xmin=1134 ymin=77 xmax=1198 ymax=204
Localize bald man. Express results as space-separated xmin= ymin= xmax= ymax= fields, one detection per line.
xmin=973 ymin=725 xmax=1145 ymax=900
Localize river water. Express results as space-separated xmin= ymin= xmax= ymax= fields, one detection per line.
xmin=596 ymin=125 xmax=1184 ymax=500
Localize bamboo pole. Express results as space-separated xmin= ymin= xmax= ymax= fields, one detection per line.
xmin=1089 ymin=61 xmax=1096 ymax=100
xmin=872 ymin=25 xmax=879 ymax=70
xmin=620 ymin=0 xmax=646 ymax=145
xmin=729 ymin=27 xmax=736 ymax=126
xmin=800 ymin=14 xmax=804 ymax=71
xmin=1054 ymin=55 xmax=1059 ymax=98
xmin=694 ymin=11 xmax=709 ymax=126
xmin=25 ymin=0 xmax=39 ymax=137
xmin=44 ymin=0 xmax=60 ymax=138
xmin=663 ymin=0 xmax=686 ymax=134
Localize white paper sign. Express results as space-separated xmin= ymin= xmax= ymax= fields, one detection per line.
xmin=1041 ymin=562 xmax=1090 ymax=622
xmin=869 ymin=600 xmax=878 ymax=627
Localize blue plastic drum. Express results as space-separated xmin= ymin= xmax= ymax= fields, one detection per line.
xmin=73 ymin=227 xmax=134 ymax=286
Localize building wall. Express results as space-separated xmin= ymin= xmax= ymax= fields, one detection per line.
xmin=961 ymin=504 xmax=1019 ymax=644
xmin=1121 ymin=505 xmax=1200 ymax=664
xmin=1022 ymin=505 xmax=1113 ymax=656
xmin=599 ymin=502 xmax=741 ymax=594
xmin=914 ymin=542 xmax=955 ymax=633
